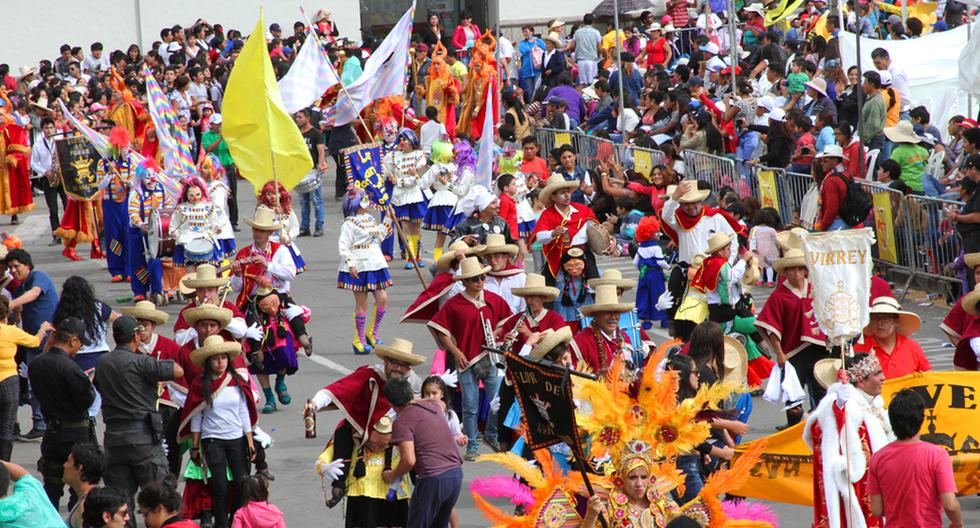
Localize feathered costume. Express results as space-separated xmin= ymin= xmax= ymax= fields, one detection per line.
xmin=0 ymin=100 xmax=35 ymax=215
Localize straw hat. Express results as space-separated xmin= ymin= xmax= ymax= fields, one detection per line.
xmin=723 ymin=335 xmax=748 ymax=384
xmin=244 ymin=206 xmax=284 ymax=231
xmin=374 ymin=337 xmax=426 ymax=366
xmin=373 ymin=415 xmax=393 ymax=434
xmin=18 ymin=65 xmax=36 ymax=78
xmin=814 ymin=144 xmax=848 ymax=160
xmin=742 ymin=255 xmax=761 ymax=286
xmin=884 ymin=121 xmax=921 ymax=144
xmin=121 ymin=300 xmax=170 ymax=325
xmin=676 ymin=185 xmax=710 ymax=204
xmin=743 ymin=3 xmax=765 ymax=15
xmin=511 ymin=273 xmax=559 ymax=300
xmin=530 ymin=327 xmax=574 ymax=360
xmin=704 ymin=232 xmax=734 ymax=255
xmin=588 ymin=269 xmax=637 ymax=291
xmin=549 ymin=19 xmax=566 ymax=29
xmin=803 ymin=78 xmax=828 ymax=97
xmin=540 ymin=173 xmax=579 ymax=204
xmin=436 ymin=240 xmax=484 ymax=272
xmin=814 ymin=358 xmax=843 ymax=389
xmin=773 ymin=248 xmax=807 ymax=274
xmin=313 ymin=8 xmax=331 ymax=21
xmin=480 ymin=233 xmax=518 ymax=257
xmin=180 ymin=263 xmax=230 ymax=291
xmin=183 ymin=303 xmax=233 ymax=328
xmin=190 ymin=335 xmax=242 ymax=368
xmin=960 ymin=284 xmax=980 ymax=315
xmin=776 ymin=227 xmax=807 ymax=251
xmin=544 ymin=34 xmax=563 ymax=47
xmin=864 ymin=297 xmax=921 ymax=336
xmin=965 ymin=252 xmax=980 ymax=269
xmin=580 ymin=284 xmax=635 ymax=316
xmin=453 ymin=256 xmax=491 ymax=281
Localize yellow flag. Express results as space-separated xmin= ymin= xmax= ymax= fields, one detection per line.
xmin=222 ymin=11 xmax=312 ymax=192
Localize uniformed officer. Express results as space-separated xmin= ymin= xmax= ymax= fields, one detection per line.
xmin=28 ymin=317 xmax=94 ymax=507
xmin=95 ymin=316 xmax=183 ymax=527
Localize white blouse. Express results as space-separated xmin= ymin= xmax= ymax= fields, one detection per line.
xmin=191 ymin=383 xmax=251 ymax=440
xmin=384 ymin=150 xmax=428 ymax=206
xmin=338 ymin=213 xmax=391 ymax=273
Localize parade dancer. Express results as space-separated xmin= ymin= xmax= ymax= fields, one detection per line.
xmin=126 ymin=161 xmax=173 ymax=303
xmin=420 ymin=140 xmax=460 ymax=263
xmin=384 ymin=129 xmax=428 ymax=269
xmin=339 ymin=192 xmax=393 ymax=355
xmin=243 ymin=286 xmax=304 ymax=414
xmin=98 ymin=126 xmax=134 ymax=276
xmin=0 ymin=105 xmax=35 ymax=224
xmin=530 ymin=174 xmax=602 ymax=284
xmin=198 ymin=154 xmax=236 ymax=260
xmin=480 ymin=233 xmax=526 ymax=314
xmin=633 ymin=215 xmax=669 ymax=328
xmin=171 ymin=176 xmax=219 ymax=272
xmin=376 ymin=117 xmax=403 ymax=261
xmin=257 ymin=181 xmax=306 ymax=273
xmin=570 ymin=284 xmax=635 ymax=374
xmin=446 ymin=140 xmax=478 ymax=237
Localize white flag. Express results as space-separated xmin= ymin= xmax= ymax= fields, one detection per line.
xmin=278 ymin=32 xmax=340 ymax=114
xmin=802 ymin=228 xmax=876 ymax=342
xmin=474 ymin=82 xmax=496 ymax=190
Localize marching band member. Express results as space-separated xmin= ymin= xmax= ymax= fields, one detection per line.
xmin=171 ymin=176 xmax=219 ymax=272
xmin=173 ymin=264 xmax=252 ymax=346
xmin=570 ymin=284 xmax=635 ymax=374
xmin=230 ymin=207 xmax=297 ymax=308
xmin=98 ymin=126 xmax=133 ymax=275
xmin=126 ymin=161 xmax=173 ymax=303
xmin=530 ymin=174 xmax=602 ymax=284
xmin=384 ymin=129 xmax=428 ymax=269
xmin=339 ymin=192 xmax=393 ymax=355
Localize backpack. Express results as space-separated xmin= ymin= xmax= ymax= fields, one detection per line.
xmin=530 ymin=44 xmax=544 ymax=70
xmin=832 ymin=173 xmax=873 ymax=226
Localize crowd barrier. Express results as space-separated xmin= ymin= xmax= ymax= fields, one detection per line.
xmin=533 ymin=128 xmax=967 ymax=291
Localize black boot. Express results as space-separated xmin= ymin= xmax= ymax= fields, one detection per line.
xmin=776 ymin=405 xmax=804 ymax=431
xmin=0 ymin=439 xmax=12 ymax=461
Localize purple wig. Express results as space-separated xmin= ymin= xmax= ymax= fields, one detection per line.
xmin=453 ymin=139 xmax=477 ymax=172
xmin=342 ymin=189 xmax=366 ymax=217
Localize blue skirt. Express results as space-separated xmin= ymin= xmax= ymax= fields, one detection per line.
xmin=248 ymin=338 xmax=299 ymax=376
xmin=173 ymin=244 xmax=223 ymax=266
xmin=215 ymin=239 xmax=236 ymax=259
xmin=518 ymin=220 xmax=536 ymax=239
xmin=287 ymin=245 xmax=307 ymax=273
xmin=337 ymin=269 xmax=392 ymax=292
xmin=440 ymin=212 xmax=465 ymax=235
xmin=422 ymin=205 xmax=456 ymax=232
xmin=394 ymin=201 xmax=427 ymax=222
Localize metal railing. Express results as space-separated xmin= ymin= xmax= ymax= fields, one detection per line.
xmin=682 ymin=150 xmax=753 ymax=199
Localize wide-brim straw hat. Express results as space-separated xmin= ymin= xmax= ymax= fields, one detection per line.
xmin=512 ymin=273 xmax=559 ymax=300
xmin=180 ymin=263 xmax=230 ymax=290
xmin=776 ymin=227 xmax=808 ymax=251
xmin=773 ymin=248 xmax=807 ymax=274
xmin=580 ymin=284 xmax=635 ymax=316
xmin=965 ymin=252 xmax=980 ymax=269
xmin=723 ymin=335 xmax=748 ymax=384
xmin=373 ymin=415 xmax=393 ymax=434
xmin=18 ymin=65 xmax=36 ymax=78
xmin=540 ymin=173 xmax=579 ymax=204
xmin=804 ymin=78 xmax=828 ymax=97
xmin=480 ymin=233 xmax=518 ymax=257
xmin=814 ymin=144 xmax=848 ymax=160
xmin=588 ymin=269 xmax=637 ymax=291
xmin=814 ymin=358 xmax=843 ymax=389
xmin=864 ymin=296 xmax=921 ymax=336
xmin=742 ymin=255 xmax=761 ymax=286
xmin=183 ymin=303 xmax=233 ymax=328
xmin=191 ymin=335 xmax=242 ymax=368
xmin=677 ymin=187 xmax=710 ymax=204
xmin=530 ymin=327 xmax=574 ymax=360
xmin=453 ymin=256 xmax=491 ymax=281
xmin=374 ymin=337 xmax=426 ymax=366
xmin=884 ymin=121 xmax=920 ymax=144
xmin=544 ymin=34 xmax=563 ymax=47
xmin=313 ymin=8 xmax=331 ymax=21
xmin=121 ymin=300 xmax=170 ymax=325
xmin=244 ymin=206 xmax=283 ymax=231
xmin=962 ymin=284 xmax=980 ymax=315
xmin=436 ymin=241 xmax=484 ymax=272
xmin=705 ymin=232 xmax=734 ymax=255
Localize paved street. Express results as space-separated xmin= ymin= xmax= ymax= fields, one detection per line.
xmin=7 ymin=174 xmax=978 ymax=527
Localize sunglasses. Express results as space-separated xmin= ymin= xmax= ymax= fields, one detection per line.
xmin=466 ymin=275 xmax=486 ymax=283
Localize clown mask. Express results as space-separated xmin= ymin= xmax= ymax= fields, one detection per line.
xmin=563 ymin=257 xmax=585 ymax=278
xmin=381 ymin=118 xmax=399 ymax=144
xmin=186 ymin=185 xmax=202 ymax=204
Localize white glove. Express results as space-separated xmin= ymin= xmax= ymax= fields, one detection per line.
xmin=655 ymin=290 xmax=675 ymax=311
xmin=490 ymin=394 xmax=501 ymax=414
xmin=243 ymin=323 xmax=264 ymax=341
xmin=162 ymin=438 xmax=169 ymax=456
xmin=285 ymin=303 xmax=305 ymax=320
xmin=253 ymin=426 xmax=273 ymax=449
xmin=834 ymin=382 xmax=854 ymax=407
xmin=317 ymin=458 xmax=345 ymax=482
xmin=18 ymin=361 xmax=28 ymax=379
xmin=175 ymin=327 xmax=197 ymax=346
xmin=440 ymin=369 xmax=458 ymax=389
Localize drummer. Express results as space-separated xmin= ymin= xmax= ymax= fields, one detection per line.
xmin=126 ymin=162 xmax=174 ymax=304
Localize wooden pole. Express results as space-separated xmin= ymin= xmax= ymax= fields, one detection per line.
xmin=387 ymin=203 xmax=428 ymax=288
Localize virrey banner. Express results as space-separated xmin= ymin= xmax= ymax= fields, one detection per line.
xmin=802 ymin=229 xmax=876 ymax=342
xmin=733 ymin=371 xmax=980 ymax=505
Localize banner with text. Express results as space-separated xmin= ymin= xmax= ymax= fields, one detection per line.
xmin=506 ymin=353 xmax=581 ymax=453
xmin=734 ymin=371 xmax=980 ymax=505
xmin=802 ymin=228 xmax=875 ymax=341
xmin=871 ymin=191 xmax=899 ymax=264
xmin=54 ymin=136 xmax=101 ymax=201
xmin=343 ymin=143 xmax=390 ymax=208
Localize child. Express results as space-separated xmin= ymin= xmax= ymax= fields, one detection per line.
xmin=748 ymin=209 xmax=780 ymax=286
xmin=786 ymin=58 xmax=810 ymax=109
xmin=634 ymin=216 xmax=669 ymax=328
xmin=419 ymin=105 xmax=447 ymax=154
xmin=519 ymin=136 xmax=549 ymax=182
xmin=611 ymin=196 xmax=644 ymax=252
xmin=554 ymin=248 xmax=594 ymax=331
xmin=198 ymin=154 xmax=236 ymax=259
xmin=257 ymin=181 xmax=305 ymax=273
xmin=421 ymin=376 xmax=466 ymax=446
xmin=170 ymin=176 xmax=218 ymax=272
xmin=496 ymin=174 xmax=520 ymax=244
xmin=384 ymin=128 xmax=428 ymax=269
xmin=421 ymin=140 xmax=460 ymax=262
xmin=232 ymin=475 xmax=286 ymax=528
xmin=338 ymin=192 xmax=392 ymax=355
xmin=528 ymin=189 xmax=546 ymax=274
xmin=244 ymin=286 xmax=307 ymax=414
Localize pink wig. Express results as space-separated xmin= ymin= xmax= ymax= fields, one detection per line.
xmin=178 ymin=176 xmax=210 ymax=204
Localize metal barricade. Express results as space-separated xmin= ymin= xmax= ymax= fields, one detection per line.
xmin=616 ymin=145 xmax=667 ymax=175
xmin=682 ymin=151 xmax=750 ymax=200
xmin=574 ymin=134 xmax=618 ymax=171
xmin=901 ymin=193 xmax=963 ymax=287
xmin=853 ymin=181 xmax=916 ymax=275
xmin=534 ymin=127 xmax=560 ymax=160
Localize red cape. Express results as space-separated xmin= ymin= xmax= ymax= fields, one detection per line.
xmin=692 ymin=254 xmax=727 ymax=293
xmin=178 ymin=367 xmax=257 ymax=441
xmin=400 ymin=272 xmax=456 ymax=324
xmin=530 ymin=203 xmax=598 ymax=278
xmin=321 ymin=365 xmax=390 ymax=444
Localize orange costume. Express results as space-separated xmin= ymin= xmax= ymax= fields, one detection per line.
xmin=420 ymin=43 xmax=459 ymax=139
xmin=456 ymin=31 xmax=498 ymax=139
xmin=107 ymin=68 xmax=147 ymax=148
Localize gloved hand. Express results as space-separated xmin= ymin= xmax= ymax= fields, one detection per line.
xmin=285 ymin=303 xmax=305 ymax=320
xmin=655 ymin=290 xmax=675 ymax=311
xmin=18 ymin=361 xmax=28 ymax=379
xmin=834 ymin=382 xmax=854 ymax=407
xmin=162 ymin=439 xmax=169 ymax=456
xmin=253 ymin=426 xmax=273 ymax=449
xmin=440 ymin=369 xmax=458 ymax=389
xmin=490 ymin=394 xmax=501 ymax=414
xmin=317 ymin=459 xmax=345 ymax=482
xmin=243 ymin=323 xmax=264 ymax=341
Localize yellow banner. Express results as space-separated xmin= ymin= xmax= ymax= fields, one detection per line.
xmin=634 ymin=149 xmax=653 ymax=179
xmin=872 ymin=191 xmax=898 ymax=264
xmin=554 ymin=132 xmax=572 ymax=147
xmin=757 ymin=170 xmax=779 ymax=213
xmin=734 ymin=371 xmax=980 ymax=505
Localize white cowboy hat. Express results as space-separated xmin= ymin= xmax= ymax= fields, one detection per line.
xmin=647 ymin=23 xmax=664 ymax=33
xmin=453 ymin=256 xmax=491 ymax=281
xmin=884 ymin=121 xmax=921 ymax=144
xmin=704 ymin=232 xmax=734 ymax=255
xmin=540 ymin=173 xmax=580 ymax=204
xmin=723 ymin=335 xmax=748 ymax=384
xmin=814 ymin=358 xmax=843 ymax=389
xmin=743 ymin=3 xmax=766 ymax=15
xmin=182 ymin=303 xmax=233 ymax=328
xmin=804 ymin=78 xmax=828 ymax=98
xmin=580 ymin=284 xmax=635 ymax=316
xmin=436 ymin=240 xmax=484 ymax=272
xmin=588 ymin=269 xmax=637 ymax=291
xmin=814 ymin=144 xmax=849 ymax=160
xmin=549 ymin=19 xmax=566 ymax=29
xmin=676 ymin=184 xmax=710 ymax=204
xmin=530 ymin=327 xmax=574 ymax=360
xmin=190 ymin=335 xmax=242 ymax=368
xmin=544 ymin=34 xmax=563 ymax=47
xmin=511 ymin=273 xmax=560 ymax=300
xmin=121 ymin=300 xmax=170 ymax=325
xmin=479 ymin=233 xmax=518 ymax=257
xmin=180 ymin=263 xmax=230 ymax=291
xmin=864 ymin=296 xmax=921 ymax=336
xmin=244 ymin=206 xmax=284 ymax=231
xmin=773 ymin=248 xmax=807 ymax=274
xmin=374 ymin=337 xmax=426 ymax=366
xmin=965 ymin=252 xmax=980 ymax=269
xmin=17 ymin=65 xmax=36 ymax=78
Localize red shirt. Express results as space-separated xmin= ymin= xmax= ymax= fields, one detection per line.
xmin=853 ymin=333 xmax=931 ymax=379
xmin=498 ymin=193 xmax=519 ymax=239
xmin=868 ymin=441 xmax=956 ymax=528
xmin=817 ymin=169 xmax=849 ymax=230
xmin=520 ymin=156 xmax=549 ymax=182
xmin=569 ymin=326 xmax=633 ymax=373
xmin=428 ymin=290 xmax=513 ymax=365
xmin=497 ymin=308 xmax=567 ymax=353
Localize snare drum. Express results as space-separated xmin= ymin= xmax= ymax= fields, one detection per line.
xmin=156 ymin=212 xmax=175 ymax=258
xmin=184 ymin=237 xmax=216 ymax=263
xmin=295 ymin=170 xmax=322 ymax=194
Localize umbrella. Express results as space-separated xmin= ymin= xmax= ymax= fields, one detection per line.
xmin=591 ymin=0 xmax=658 ymax=17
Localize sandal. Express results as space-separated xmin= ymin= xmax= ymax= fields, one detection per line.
xmin=262 ymin=401 xmax=277 ymax=414
xmin=275 ymin=379 xmax=292 ymax=405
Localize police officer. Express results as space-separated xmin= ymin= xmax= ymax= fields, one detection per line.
xmin=95 ymin=316 xmax=183 ymax=526
xmin=27 ymin=317 xmax=94 ymax=507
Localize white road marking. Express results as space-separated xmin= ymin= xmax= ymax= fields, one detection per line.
xmin=305 ymin=354 xmax=353 ymax=375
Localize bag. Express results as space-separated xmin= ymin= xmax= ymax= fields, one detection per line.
xmin=832 ymin=173 xmax=872 ymax=226
xmin=530 ymin=45 xmax=544 ymax=70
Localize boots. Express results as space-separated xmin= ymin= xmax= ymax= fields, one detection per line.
xmin=274 ymin=375 xmax=291 ymax=405
xmin=262 ymin=387 xmax=277 ymax=414
xmin=0 ymin=439 xmax=12 ymax=461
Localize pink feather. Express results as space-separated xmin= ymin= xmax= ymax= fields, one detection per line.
xmin=722 ymin=500 xmax=779 ymax=527
xmin=469 ymin=475 xmax=534 ymax=507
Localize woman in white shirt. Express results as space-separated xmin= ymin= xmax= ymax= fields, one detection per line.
xmin=182 ymin=336 xmax=257 ymax=528
xmin=53 ymin=276 xmax=120 ymax=372
xmin=384 ymin=129 xmax=428 ymax=269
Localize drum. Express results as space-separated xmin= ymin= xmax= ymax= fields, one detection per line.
xmin=184 ymin=237 xmax=216 ymax=263
xmin=295 ymin=170 xmax=322 ymax=194
xmin=586 ymin=223 xmax=613 ymax=255
xmin=146 ymin=210 xmax=175 ymax=259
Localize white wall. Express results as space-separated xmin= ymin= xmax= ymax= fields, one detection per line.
xmin=0 ymin=0 xmax=361 ymax=70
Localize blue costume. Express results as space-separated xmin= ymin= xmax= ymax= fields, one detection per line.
xmin=126 ymin=177 xmax=172 ymax=299
xmin=634 ymin=240 xmax=668 ymax=325
xmin=97 ymin=158 xmax=133 ymax=279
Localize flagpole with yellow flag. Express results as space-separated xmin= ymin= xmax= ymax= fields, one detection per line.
xmin=222 ymin=10 xmax=313 ymax=196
